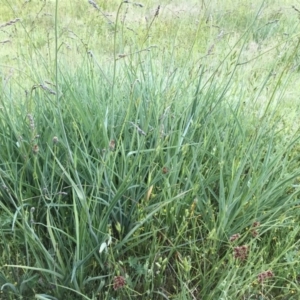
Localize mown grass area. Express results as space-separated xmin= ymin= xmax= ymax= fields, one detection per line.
xmin=1 ymin=0 xmax=300 ymax=299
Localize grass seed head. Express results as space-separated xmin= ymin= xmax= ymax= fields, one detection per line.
xmin=27 ymin=114 xmax=35 ymax=130
xmin=229 ymin=233 xmax=240 ymax=242
xmin=252 ymin=221 xmax=260 ymax=228
xmin=109 ymin=139 xmax=115 ymax=151
xmin=258 ymin=270 xmax=274 ymax=283
xmin=233 ymin=245 xmax=248 ymax=261
xmin=0 ymin=18 xmax=20 ymax=29
xmin=52 ymin=136 xmax=59 ymax=144
xmin=162 ymin=166 xmax=169 ymax=174
xmin=113 ymin=276 xmax=126 ymax=290
xmin=154 ymin=5 xmax=160 ymax=17
xmin=32 ymin=144 xmax=39 ymax=154
xmin=251 ymin=221 xmax=260 ymax=237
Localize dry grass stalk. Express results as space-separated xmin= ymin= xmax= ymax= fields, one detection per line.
xmin=88 ymin=0 xmax=99 ymax=10
xmin=129 ymin=121 xmax=146 ymax=136
xmin=292 ymin=5 xmax=300 ymax=14
xmin=133 ymin=2 xmax=143 ymax=8
xmin=40 ymin=84 xmax=56 ymax=95
xmin=0 ymin=18 xmax=20 ymax=29
xmin=207 ymin=44 xmax=215 ymax=55
xmin=154 ymin=5 xmax=160 ymax=17
xmin=88 ymin=0 xmax=114 ymax=25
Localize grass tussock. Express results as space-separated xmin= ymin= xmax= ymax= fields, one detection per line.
xmin=1 ymin=0 xmax=300 ymax=299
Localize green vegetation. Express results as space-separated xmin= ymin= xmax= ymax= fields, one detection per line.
xmin=1 ymin=0 xmax=300 ymax=299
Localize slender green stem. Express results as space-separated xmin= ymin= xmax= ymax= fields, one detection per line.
xmin=111 ymin=1 xmax=125 ymax=139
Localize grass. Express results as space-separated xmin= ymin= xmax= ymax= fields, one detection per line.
xmin=1 ymin=0 xmax=300 ymax=299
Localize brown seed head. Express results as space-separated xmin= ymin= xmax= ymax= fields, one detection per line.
xmin=154 ymin=5 xmax=160 ymax=17
xmin=162 ymin=167 xmax=169 ymax=174
xmin=252 ymin=221 xmax=260 ymax=228
xmin=229 ymin=233 xmax=240 ymax=242
xmin=258 ymin=270 xmax=274 ymax=283
xmin=32 ymin=144 xmax=39 ymax=154
xmin=233 ymin=245 xmax=248 ymax=261
xmin=113 ymin=276 xmax=126 ymax=290
xmin=52 ymin=136 xmax=59 ymax=144
xmin=109 ymin=139 xmax=115 ymax=151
